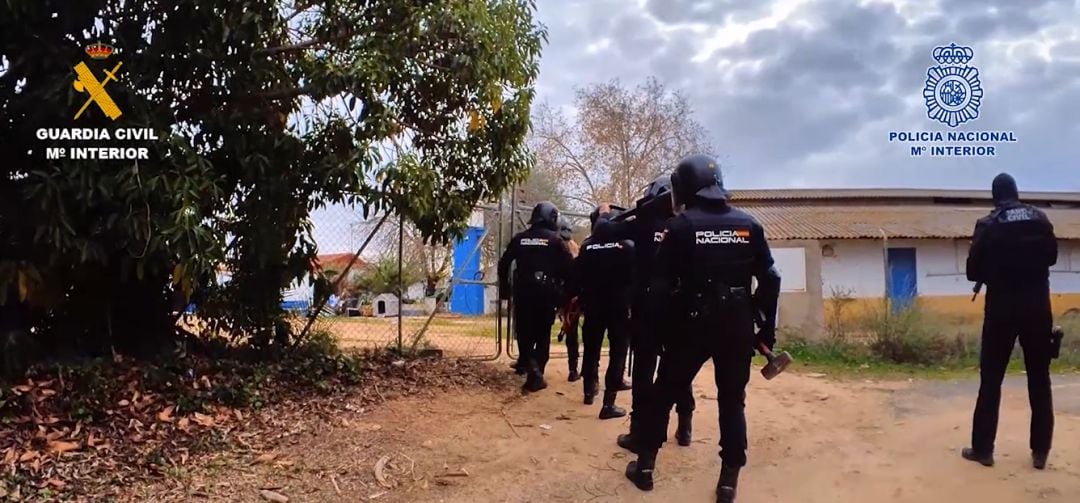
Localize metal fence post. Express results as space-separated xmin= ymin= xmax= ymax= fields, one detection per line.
xmin=397 ymin=212 xmax=404 ymax=353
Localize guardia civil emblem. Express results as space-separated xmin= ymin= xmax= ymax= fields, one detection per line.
xmin=923 ymin=43 xmax=982 ymax=128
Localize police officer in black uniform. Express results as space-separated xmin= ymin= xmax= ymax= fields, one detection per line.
xmin=626 ymin=154 xmax=780 ymax=503
xmin=962 ymin=173 xmax=1058 ymax=469
xmin=498 ymin=202 xmax=575 ymax=393
xmin=572 ymin=208 xmax=635 ymax=418
xmin=615 ymin=174 xmax=696 ymax=453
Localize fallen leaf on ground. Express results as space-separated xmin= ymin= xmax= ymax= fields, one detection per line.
xmin=254 ymin=453 xmax=278 ymax=464
xmin=258 ymin=489 xmax=289 ymax=502
xmin=538 ymin=424 xmax=552 ymax=430
xmin=158 ymin=406 xmax=175 ymax=422
xmin=18 ymin=450 xmax=39 ymax=462
xmin=47 ymin=440 xmax=80 ymax=454
xmin=193 ymin=413 xmax=215 ymax=427
xmin=555 ymin=414 xmax=571 ymax=421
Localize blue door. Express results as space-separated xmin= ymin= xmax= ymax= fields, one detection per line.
xmin=450 ymin=226 xmax=485 ymax=315
xmin=886 ymin=248 xmax=917 ymax=311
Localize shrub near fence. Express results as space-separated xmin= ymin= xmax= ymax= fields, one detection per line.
xmin=789 ymin=298 xmax=1080 ymax=369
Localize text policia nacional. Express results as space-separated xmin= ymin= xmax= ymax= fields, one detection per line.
xmin=37 ymin=128 xmax=158 ymax=160
xmin=888 ymin=130 xmax=1017 ymax=157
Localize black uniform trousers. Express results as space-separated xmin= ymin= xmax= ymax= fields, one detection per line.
xmin=513 ymin=291 xmax=557 ymax=376
xmin=564 ymin=315 xmax=580 ymax=367
xmin=972 ymin=294 xmax=1054 ymax=455
xmin=642 ymin=299 xmax=754 ymax=467
xmin=629 ymin=298 xmax=695 ymax=438
xmin=581 ymin=301 xmax=630 ymax=390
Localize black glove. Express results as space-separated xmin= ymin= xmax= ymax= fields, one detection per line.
xmin=557 ymin=327 xmax=566 ymax=343
xmin=755 ymin=328 xmax=776 ymax=353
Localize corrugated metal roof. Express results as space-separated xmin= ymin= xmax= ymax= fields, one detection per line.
xmin=729 ymin=188 xmax=1080 ymax=204
xmin=743 ymin=205 xmax=1080 ymax=240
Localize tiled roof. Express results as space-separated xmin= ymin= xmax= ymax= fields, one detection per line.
xmin=743 ymin=205 xmax=1080 ymax=240
xmin=729 ymin=188 xmax=1080 ymax=205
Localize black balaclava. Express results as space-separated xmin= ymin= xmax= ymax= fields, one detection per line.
xmin=991 ymin=172 xmax=1019 ymax=206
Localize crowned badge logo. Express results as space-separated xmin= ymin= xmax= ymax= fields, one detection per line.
xmin=73 ymin=42 xmax=123 ymax=121
xmin=923 ymin=43 xmax=982 ymax=128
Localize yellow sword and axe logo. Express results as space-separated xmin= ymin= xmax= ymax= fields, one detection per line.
xmin=73 ymin=61 xmax=123 ymax=120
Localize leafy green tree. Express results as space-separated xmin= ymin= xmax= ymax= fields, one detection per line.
xmin=0 ymin=0 xmax=545 ymax=366
xmin=352 ymin=256 xmax=421 ymax=298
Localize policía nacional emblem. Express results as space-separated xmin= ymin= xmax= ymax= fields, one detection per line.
xmin=923 ymin=43 xmax=982 ymax=128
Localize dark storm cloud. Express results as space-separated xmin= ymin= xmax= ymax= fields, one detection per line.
xmin=694 ymin=2 xmax=909 ymax=168
xmin=643 ymin=0 xmax=770 ymax=25
xmin=533 ymin=0 xmax=1080 ymax=190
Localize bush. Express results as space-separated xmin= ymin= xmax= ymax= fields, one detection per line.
xmin=858 ymin=300 xmax=977 ymax=366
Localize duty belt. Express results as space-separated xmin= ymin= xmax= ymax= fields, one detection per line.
xmin=687 ymin=282 xmax=748 ymax=319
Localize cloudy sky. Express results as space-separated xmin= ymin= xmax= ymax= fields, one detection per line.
xmin=531 ymin=0 xmax=1080 ymax=192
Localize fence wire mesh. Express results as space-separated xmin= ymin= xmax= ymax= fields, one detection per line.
xmin=304 ymin=203 xmax=509 ymax=360
xmin=302 ymin=199 xmax=610 ymax=362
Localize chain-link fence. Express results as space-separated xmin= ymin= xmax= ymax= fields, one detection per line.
xmin=301 ymin=202 xmax=512 ymax=359
xmin=300 ymin=197 xmax=606 ymax=361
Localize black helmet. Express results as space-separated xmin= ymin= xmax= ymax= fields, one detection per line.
xmin=557 ymin=216 xmax=572 ymax=241
xmin=642 ymin=174 xmax=672 ymax=201
xmin=991 ymin=172 xmax=1019 ymax=206
xmin=671 ymin=154 xmax=726 ymax=207
xmin=529 ymin=201 xmax=560 ymax=231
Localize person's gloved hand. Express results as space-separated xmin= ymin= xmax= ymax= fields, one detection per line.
xmin=755 ymin=327 xmax=776 ymax=353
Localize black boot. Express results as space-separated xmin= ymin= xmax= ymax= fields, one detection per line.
xmin=716 ymin=464 xmax=740 ymax=502
xmin=675 ymin=412 xmax=692 ymax=446
xmin=617 ymin=432 xmax=639 ymax=454
xmin=599 ymin=391 xmax=627 ymax=419
xmin=1033 ymin=450 xmax=1049 ymax=470
xmin=567 ymin=359 xmax=580 ymax=382
xmin=583 ymin=378 xmax=598 ymax=405
xmin=522 ymin=371 xmax=548 ymax=393
xmin=510 ymin=360 xmax=525 ymax=375
xmin=961 ymin=447 xmax=994 ymax=467
xmin=616 ymin=378 xmax=632 ymax=391
xmin=625 ymin=451 xmax=655 ymax=491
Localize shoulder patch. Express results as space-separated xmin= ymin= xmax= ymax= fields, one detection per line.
xmin=519 ymin=237 xmax=550 ymax=246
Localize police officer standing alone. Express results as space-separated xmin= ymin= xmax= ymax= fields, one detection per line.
xmin=498 ymin=202 xmax=575 ymax=393
xmin=614 ymin=174 xmax=696 ymax=453
xmin=625 ymin=154 xmax=780 ymax=503
xmin=572 ymin=207 xmax=635 ymax=418
xmin=557 ymin=217 xmax=583 ymax=382
xmin=963 ymin=173 xmax=1058 ymax=469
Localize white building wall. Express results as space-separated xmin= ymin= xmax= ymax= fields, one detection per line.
xmin=821 ymin=240 xmax=886 ymax=299
xmin=821 ymin=238 xmax=1080 ymax=299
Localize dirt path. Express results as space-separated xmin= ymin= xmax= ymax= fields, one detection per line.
xmin=138 ymin=361 xmax=1080 ymax=502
